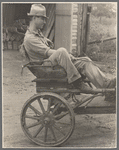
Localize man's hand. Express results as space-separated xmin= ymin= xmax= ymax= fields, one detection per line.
xmin=69 ymin=54 xmax=77 ymax=61
xmin=46 ymin=39 xmax=54 ymax=49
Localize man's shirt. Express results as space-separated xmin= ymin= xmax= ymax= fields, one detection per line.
xmin=23 ymin=28 xmax=92 ymax=71
xmin=24 ymin=29 xmax=50 ymax=61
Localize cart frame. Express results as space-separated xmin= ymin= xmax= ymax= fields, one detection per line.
xmin=20 ymin=62 xmax=116 ymax=147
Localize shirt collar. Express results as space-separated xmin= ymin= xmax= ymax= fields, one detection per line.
xmin=27 ymin=28 xmax=44 ymax=37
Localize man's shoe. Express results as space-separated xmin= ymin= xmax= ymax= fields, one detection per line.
xmin=105 ymin=91 xmax=116 ymax=101
xmin=72 ymin=78 xmax=82 ymax=88
xmin=106 ymin=77 xmax=116 ymax=88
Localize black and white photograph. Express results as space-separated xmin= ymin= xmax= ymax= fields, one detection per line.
xmin=2 ymin=2 xmax=117 ymax=148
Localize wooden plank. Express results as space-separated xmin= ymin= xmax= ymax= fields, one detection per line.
xmin=33 ymin=77 xmax=67 ymax=82
xmin=72 ymin=37 xmax=77 ymax=39
xmin=80 ymin=4 xmax=88 ymax=55
xmin=88 ymin=37 xmax=116 ymax=45
xmin=72 ymin=22 xmax=78 ymax=26
xmin=72 ymin=30 xmax=77 ymax=33
xmin=81 ymin=5 xmax=91 ymax=54
xmin=46 ymin=4 xmax=54 ymax=18
xmin=72 ymin=43 xmax=77 ymax=46
xmin=73 ymin=12 xmax=78 ymax=15
xmin=3 ymin=32 xmax=7 ymax=42
xmin=43 ymin=5 xmax=54 ymax=31
xmin=7 ymin=41 xmax=12 ymax=50
xmin=72 ymin=39 xmax=77 ymax=44
xmin=49 ymin=27 xmax=55 ymax=41
xmin=55 ymin=4 xmax=72 ymax=16
xmin=73 ymin=8 xmax=78 ymax=12
xmin=74 ymin=106 xmax=116 ymax=114
xmin=43 ymin=4 xmax=55 ymax=36
xmin=73 ymin=3 xmax=78 ymax=7
xmin=3 ymin=41 xmax=8 ymax=50
xmin=77 ymin=4 xmax=82 ymax=56
xmin=73 ymin=19 xmax=78 ymax=23
xmin=72 ymin=26 xmax=77 ymax=30
xmin=55 ymin=7 xmax=71 ymax=51
xmin=73 ymin=15 xmax=78 ymax=19
xmin=45 ymin=16 xmax=54 ymax=38
xmin=72 ymin=32 xmax=77 ymax=36
xmin=36 ymin=87 xmax=80 ymax=93
xmin=44 ymin=5 xmax=55 ymax=38
xmin=46 ymin=7 xmax=55 ymax=28
xmin=84 ymin=8 xmax=91 ymax=53
xmin=45 ymin=4 xmax=52 ymax=14
xmin=56 ymin=10 xmax=71 ymax=16
xmin=10 ymin=33 xmax=17 ymax=41
xmin=72 ymin=46 xmax=77 ymax=50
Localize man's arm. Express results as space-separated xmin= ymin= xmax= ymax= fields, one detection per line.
xmin=24 ymin=36 xmax=54 ymax=58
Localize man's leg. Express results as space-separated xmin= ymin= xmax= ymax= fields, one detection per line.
xmin=83 ymin=62 xmax=115 ymax=88
xmin=47 ymin=47 xmax=81 ymax=83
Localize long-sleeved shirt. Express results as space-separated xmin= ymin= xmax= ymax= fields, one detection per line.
xmin=24 ymin=29 xmax=50 ymax=61
xmin=24 ymin=28 xmax=93 ymax=71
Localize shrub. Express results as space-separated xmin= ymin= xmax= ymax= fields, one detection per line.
xmin=87 ymin=16 xmax=116 ymax=61
xmin=86 ymin=44 xmax=104 ymax=61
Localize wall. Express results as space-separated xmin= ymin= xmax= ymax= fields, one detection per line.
xmin=71 ymin=3 xmax=83 ymax=56
xmin=55 ymin=4 xmax=72 ymax=52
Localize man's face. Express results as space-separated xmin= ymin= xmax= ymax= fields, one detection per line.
xmin=34 ymin=16 xmax=46 ymax=30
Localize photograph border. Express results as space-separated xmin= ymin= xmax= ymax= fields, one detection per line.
xmin=1 ymin=0 xmax=118 ymax=149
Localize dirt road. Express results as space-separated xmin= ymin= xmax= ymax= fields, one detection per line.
xmin=3 ymin=50 xmax=116 ymax=148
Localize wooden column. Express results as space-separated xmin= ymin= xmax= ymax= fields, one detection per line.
xmin=81 ymin=4 xmax=88 ymax=55
xmin=84 ymin=6 xmax=91 ymax=53
xmin=77 ymin=4 xmax=91 ymax=56
xmin=77 ymin=4 xmax=82 ymax=56
xmin=55 ymin=4 xmax=72 ymax=52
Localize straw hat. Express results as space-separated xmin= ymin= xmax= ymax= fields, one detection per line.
xmin=27 ymin=4 xmax=48 ymax=18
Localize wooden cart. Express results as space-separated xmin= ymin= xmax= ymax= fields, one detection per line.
xmin=20 ymin=61 xmax=116 ymax=147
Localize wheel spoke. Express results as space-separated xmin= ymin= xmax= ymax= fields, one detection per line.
xmin=54 ymin=111 xmax=69 ymax=120
xmin=47 ymin=98 xmax=51 ymax=112
xmin=25 ymin=115 xmax=40 ymax=120
xmin=29 ymin=104 xmax=42 ymax=116
xmin=49 ymin=126 xmax=57 ymax=141
xmin=44 ymin=126 xmax=48 ymax=142
xmin=33 ymin=124 xmax=44 ymax=138
xmin=53 ymin=124 xmax=65 ymax=136
xmin=26 ymin=121 xmax=42 ymax=129
xmin=37 ymin=98 xmax=46 ymax=114
xmin=52 ymin=103 xmax=62 ymax=114
xmin=21 ymin=93 xmax=75 ymax=147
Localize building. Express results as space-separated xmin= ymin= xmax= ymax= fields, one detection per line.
xmin=2 ymin=3 xmax=91 ymax=56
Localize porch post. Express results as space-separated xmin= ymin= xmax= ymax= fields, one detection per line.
xmin=55 ymin=4 xmax=72 ymax=52
xmin=77 ymin=4 xmax=91 ymax=56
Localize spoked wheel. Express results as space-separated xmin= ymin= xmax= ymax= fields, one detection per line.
xmin=21 ymin=92 xmax=75 ymax=147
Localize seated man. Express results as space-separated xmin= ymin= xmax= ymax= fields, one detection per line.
xmin=23 ymin=4 xmax=116 ymax=90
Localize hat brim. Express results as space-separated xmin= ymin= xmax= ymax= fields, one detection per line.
xmin=27 ymin=13 xmax=48 ymax=18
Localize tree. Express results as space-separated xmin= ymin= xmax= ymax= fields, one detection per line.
xmin=91 ymin=3 xmax=116 ymax=19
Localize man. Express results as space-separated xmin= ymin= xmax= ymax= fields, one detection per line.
xmin=23 ymin=4 xmax=116 ymax=90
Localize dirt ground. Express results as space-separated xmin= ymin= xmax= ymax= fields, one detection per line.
xmin=3 ymin=50 xmax=117 ymax=148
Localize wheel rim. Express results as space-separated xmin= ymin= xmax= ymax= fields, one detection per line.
xmin=21 ymin=92 xmax=75 ymax=147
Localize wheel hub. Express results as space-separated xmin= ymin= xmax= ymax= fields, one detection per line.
xmin=42 ymin=112 xmax=55 ymax=126
xmin=44 ymin=117 xmax=50 ymax=124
